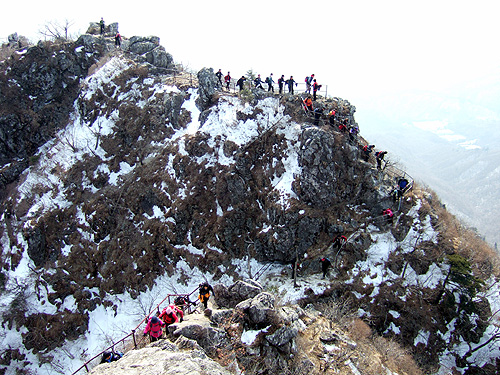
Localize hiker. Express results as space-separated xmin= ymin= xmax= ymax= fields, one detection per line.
xmin=313 ymin=108 xmax=322 ymax=126
xmin=375 ymin=151 xmax=387 ymax=170
xmin=100 ymin=351 xmax=123 ymax=364
xmin=99 ymin=18 xmax=105 ymax=35
xmin=392 ymin=186 xmax=403 ymax=202
xmin=215 ymin=69 xmax=223 ymax=88
xmin=236 ymin=76 xmax=246 ymax=91
xmin=198 ymin=281 xmax=214 ymax=309
xmin=338 ymin=118 xmax=349 ymax=132
xmin=278 ymin=75 xmax=285 ymax=94
xmin=305 ymin=74 xmax=314 ymax=94
xmin=320 ymin=257 xmax=331 ymax=279
xmin=159 ymin=304 xmax=181 ymax=326
xmin=254 ymin=74 xmax=264 ymax=89
xmin=362 ymin=144 xmax=375 ymax=161
xmin=114 ymin=32 xmax=121 ymax=48
xmin=304 ymin=97 xmax=313 ymax=112
xmin=349 ymin=125 xmax=359 ymax=141
xmin=266 ymin=74 xmax=275 ymax=92
xmin=398 ymin=178 xmax=409 ymax=192
xmin=332 ymin=235 xmax=347 ymax=251
xmin=312 ymin=79 xmax=322 ymax=101
xmin=291 ymin=260 xmax=301 ymax=280
xmin=382 ymin=208 xmax=394 ymax=224
xmin=286 ymin=76 xmax=297 ymax=94
xmin=143 ymin=316 xmax=164 ymax=342
xmin=174 ymin=295 xmax=194 ymax=313
xmin=224 ymin=72 xmax=231 ymax=90
xmin=328 ymin=109 xmax=336 ymax=126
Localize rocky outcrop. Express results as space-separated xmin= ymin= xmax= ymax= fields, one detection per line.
xmin=235 ymin=292 xmax=276 ymax=326
xmin=196 ymin=67 xmax=217 ymax=111
xmin=86 ymin=21 xmax=119 ymax=37
xmin=125 ymin=36 xmax=174 ymax=70
xmin=213 ymin=279 xmax=263 ymax=308
xmin=88 ymin=340 xmax=232 ymax=375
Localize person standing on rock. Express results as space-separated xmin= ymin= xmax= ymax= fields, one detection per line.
xmin=278 ymin=75 xmax=286 ymax=94
xmin=286 ymin=76 xmax=297 ymax=94
xmin=198 ymin=281 xmax=214 ymax=309
xmin=320 ymin=257 xmax=332 ymax=278
xmin=114 ymin=32 xmax=121 ymax=48
xmin=215 ymin=69 xmax=223 ymax=89
xmin=224 ymin=72 xmax=231 ymax=90
xmin=254 ymin=74 xmax=265 ymax=89
xmin=236 ymin=76 xmax=246 ymax=91
xmin=143 ymin=316 xmax=164 ymax=342
xmin=266 ymin=74 xmax=275 ymax=93
xmin=312 ymin=79 xmax=322 ymax=101
xmin=305 ymin=74 xmax=314 ymax=94
xmin=100 ymin=18 xmax=105 ymax=35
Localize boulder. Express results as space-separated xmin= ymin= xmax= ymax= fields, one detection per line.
xmin=196 ymin=67 xmax=217 ymax=111
xmin=86 ymin=22 xmax=119 ymax=37
xmin=214 ymin=279 xmax=263 ymax=308
xmin=145 ymin=46 xmax=173 ymax=69
xmin=265 ymin=324 xmax=298 ymax=347
xmin=127 ymin=36 xmax=160 ymax=55
xmin=235 ymin=292 xmax=276 ymax=326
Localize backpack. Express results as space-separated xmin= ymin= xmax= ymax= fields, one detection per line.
xmin=305 ymin=76 xmax=310 ymax=83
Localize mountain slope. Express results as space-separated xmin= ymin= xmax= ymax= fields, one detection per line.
xmin=0 ymin=34 xmax=499 ymax=375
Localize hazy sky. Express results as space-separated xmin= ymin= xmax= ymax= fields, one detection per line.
xmin=2 ymin=0 xmax=499 ymax=101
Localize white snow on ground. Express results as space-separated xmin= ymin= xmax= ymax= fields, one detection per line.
xmin=241 ymin=325 xmax=271 ymax=345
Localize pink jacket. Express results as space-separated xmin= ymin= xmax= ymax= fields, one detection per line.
xmin=144 ymin=317 xmax=165 ymax=338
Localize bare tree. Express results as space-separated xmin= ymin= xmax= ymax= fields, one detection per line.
xmin=39 ymin=19 xmax=75 ymax=42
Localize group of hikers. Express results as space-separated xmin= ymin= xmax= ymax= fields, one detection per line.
xmin=302 ymin=97 xmax=360 ymax=141
xmin=215 ymin=70 xmax=323 ymax=96
xmin=142 ymin=281 xmax=214 ymax=342
xmin=99 ymin=18 xmax=122 ymax=47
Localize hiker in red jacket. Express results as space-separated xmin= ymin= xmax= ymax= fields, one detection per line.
xmin=224 ymin=72 xmax=231 ymax=90
xmin=143 ymin=316 xmax=165 ymax=342
xmin=382 ymin=208 xmax=394 ymax=224
xmin=312 ymin=79 xmax=322 ymax=101
xmin=159 ymin=304 xmax=181 ymax=326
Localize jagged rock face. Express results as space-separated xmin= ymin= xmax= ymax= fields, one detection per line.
xmin=0 ymin=39 xmax=105 ymax=192
xmin=214 ymin=279 xmax=263 ymax=308
xmin=235 ymin=292 xmax=276 ymax=326
xmin=196 ymin=67 xmax=217 ymax=111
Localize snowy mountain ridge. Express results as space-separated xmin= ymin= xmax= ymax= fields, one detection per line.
xmin=1 ymin=32 xmax=499 ymax=375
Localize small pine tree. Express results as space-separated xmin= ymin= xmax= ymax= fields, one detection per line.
xmin=436 ymin=253 xmax=484 ymax=304
xmin=245 ymin=69 xmax=256 ymax=86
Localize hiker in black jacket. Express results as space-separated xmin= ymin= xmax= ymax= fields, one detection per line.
xmin=286 ymin=76 xmax=297 ymax=94
xmin=237 ymin=76 xmax=246 ymax=91
xmin=215 ymin=69 xmax=223 ymax=88
xmin=320 ymin=257 xmax=332 ymax=278
xmin=278 ymin=75 xmax=285 ymax=94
